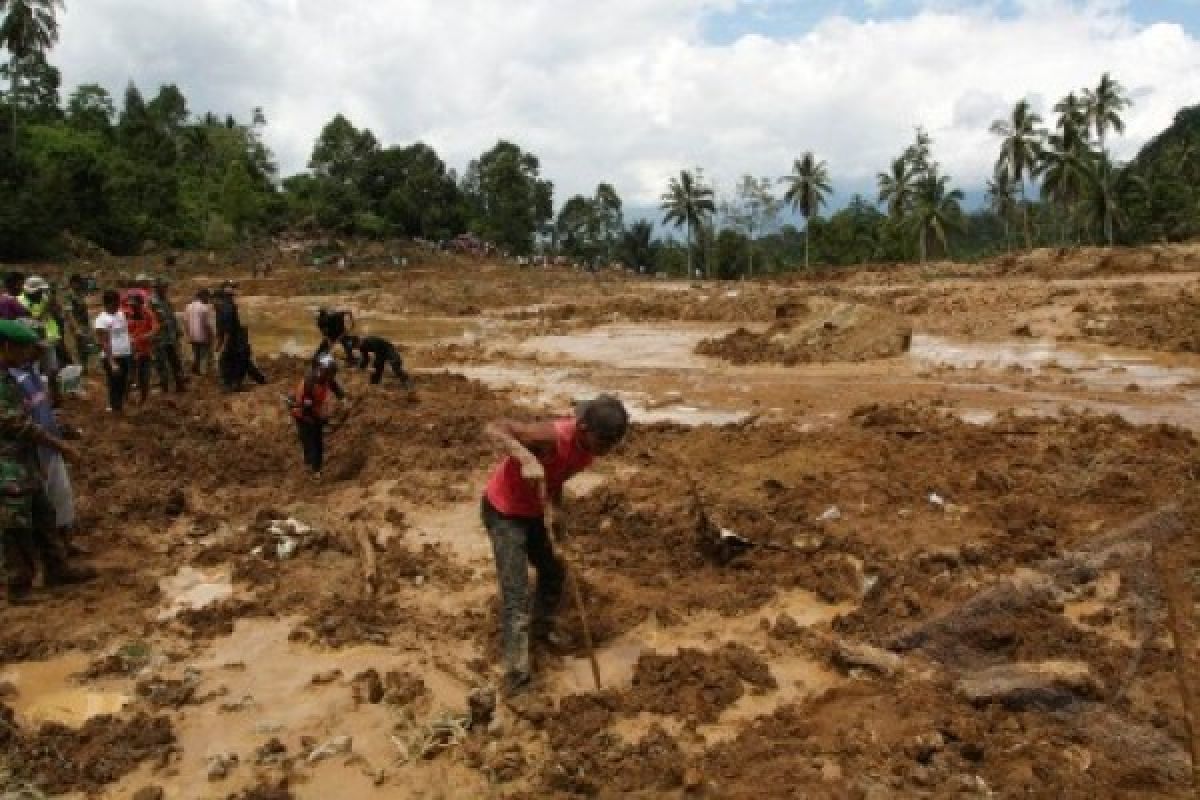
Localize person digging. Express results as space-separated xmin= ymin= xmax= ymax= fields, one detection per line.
xmin=289 ymin=354 xmax=348 ymax=480
xmin=346 ymin=334 xmax=411 ymax=388
xmin=482 ymin=394 xmax=629 ymax=699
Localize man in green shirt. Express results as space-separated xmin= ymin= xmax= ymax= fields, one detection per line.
xmin=150 ymin=276 xmax=187 ymax=393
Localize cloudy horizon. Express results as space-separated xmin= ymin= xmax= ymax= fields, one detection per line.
xmin=51 ymin=1 xmax=1200 ymax=213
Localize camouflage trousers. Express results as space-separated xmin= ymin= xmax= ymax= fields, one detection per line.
xmin=1 ymin=491 xmax=60 ymax=589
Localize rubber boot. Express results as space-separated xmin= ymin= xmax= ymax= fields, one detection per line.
xmin=41 ymin=527 xmax=96 ymax=586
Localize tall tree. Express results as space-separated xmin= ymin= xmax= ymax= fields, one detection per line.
xmin=0 ymin=0 xmax=63 ymax=145
xmin=991 ymin=98 xmax=1045 ymax=250
xmin=877 ymin=157 xmax=915 ymax=221
xmin=781 ymin=152 xmax=832 ymax=269
xmin=463 ymin=140 xmax=553 ymax=255
xmin=620 ymin=219 xmax=657 ymax=272
xmin=660 ymin=169 xmax=715 ymax=277
xmin=985 ymin=166 xmax=1019 ymax=251
xmin=721 ymin=175 xmax=781 ymax=276
xmin=912 ymin=169 xmax=965 ymax=262
xmin=1084 ymin=72 xmax=1131 ymax=245
xmin=1037 ymin=133 xmax=1091 ymax=244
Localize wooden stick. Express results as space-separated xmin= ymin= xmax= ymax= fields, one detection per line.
xmin=1154 ymin=542 xmax=1200 ymax=791
xmin=565 ymin=554 xmax=602 ymax=691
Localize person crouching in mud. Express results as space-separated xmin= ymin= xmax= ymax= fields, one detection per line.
xmin=482 ymin=394 xmax=629 ymax=697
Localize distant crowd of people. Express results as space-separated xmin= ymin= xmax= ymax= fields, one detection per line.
xmin=0 ymin=269 xmax=414 ymax=603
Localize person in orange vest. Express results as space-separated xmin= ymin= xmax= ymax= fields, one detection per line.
xmin=288 ymin=354 xmax=347 ymax=478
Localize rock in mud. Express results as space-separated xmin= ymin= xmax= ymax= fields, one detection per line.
xmin=833 ymin=641 xmax=906 ymax=677
xmin=132 ymin=788 xmax=164 ymax=800
xmin=956 ymin=661 xmax=1104 ymax=710
xmin=352 ymin=668 xmax=385 ymax=704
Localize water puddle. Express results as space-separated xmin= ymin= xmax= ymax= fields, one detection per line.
xmin=1 ymin=654 xmax=130 ymax=727
xmin=158 ymin=566 xmax=233 ymax=621
xmin=911 ymin=334 xmax=1200 ymax=391
xmin=519 ymin=325 xmax=727 ymax=369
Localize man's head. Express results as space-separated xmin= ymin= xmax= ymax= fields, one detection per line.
xmin=128 ymin=293 xmax=145 ymax=314
xmin=220 ymin=280 xmax=237 ymax=297
xmin=314 ymin=353 xmax=337 ymax=381
xmin=68 ymin=274 xmax=84 ymax=290
xmin=3 ymin=271 xmax=25 ymax=297
xmin=23 ymin=275 xmax=48 ymax=303
xmin=0 ymin=319 xmax=42 ymax=366
xmin=154 ymin=276 xmax=170 ymax=296
xmin=102 ymin=289 xmax=120 ymax=313
xmin=197 ymin=288 xmax=211 ymax=303
xmin=575 ymin=394 xmax=630 ymax=456
xmin=134 ymin=272 xmax=153 ymax=288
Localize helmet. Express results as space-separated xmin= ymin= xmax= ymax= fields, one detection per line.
xmin=24 ymin=275 xmax=49 ymax=292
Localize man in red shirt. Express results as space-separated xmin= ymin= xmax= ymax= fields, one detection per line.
xmin=482 ymin=394 xmax=629 ymax=696
xmin=289 ymin=354 xmax=346 ymax=478
xmin=125 ymin=294 xmax=159 ymax=406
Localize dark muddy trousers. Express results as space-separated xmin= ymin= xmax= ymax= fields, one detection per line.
xmin=296 ymin=419 xmax=325 ymax=473
xmin=220 ymin=340 xmax=266 ymax=391
xmin=155 ymin=341 xmax=187 ymax=392
xmin=133 ymin=355 xmax=152 ymax=403
xmin=102 ymin=355 xmax=132 ymax=412
xmin=481 ymin=497 xmax=564 ymax=691
xmin=3 ymin=490 xmax=66 ymax=591
xmin=191 ymin=342 xmax=213 ymax=376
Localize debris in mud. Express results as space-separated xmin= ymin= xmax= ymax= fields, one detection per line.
xmin=1080 ymin=289 xmax=1200 ymax=353
xmin=832 ymin=641 xmax=906 ymax=677
xmin=136 ymin=672 xmax=202 ymax=709
xmin=956 ymin=661 xmax=1105 ymax=710
xmin=2 ymin=705 xmax=177 ymax=796
xmin=207 ymin=752 xmax=239 ymax=781
xmin=306 ymin=734 xmax=353 ymax=764
xmin=697 ymin=299 xmax=912 ymax=364
xmin=227 ymin=778 xmax=294 ymax=800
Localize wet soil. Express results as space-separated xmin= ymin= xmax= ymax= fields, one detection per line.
xmin=2 ymin=249 xmax=1199 ymax=798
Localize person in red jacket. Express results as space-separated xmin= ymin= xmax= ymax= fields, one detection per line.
xmin=125 ymin=294 xmax=159 ymax=406
xmin=482 ymin=394 xmax=629 ymax=696
xmin=289 ymin=354 xmax=346 ymax=478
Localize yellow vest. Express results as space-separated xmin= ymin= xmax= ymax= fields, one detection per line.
xmin=20 ymin=295 xmax=61 ymax=342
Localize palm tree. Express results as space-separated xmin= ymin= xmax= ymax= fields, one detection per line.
xmin=912 ymin=169 xmax=965 ymax=262
xmin=1038 ymin=134 xmax=1091 ymax=245
xmin=1084 ymin=73 xmax=1131 ymax=244
xmin=660 ymin=169 xmax=715 ymax=278
xmin=621 ymin=219 xmax=656 ymax=272
xmin=985 ymin=167 xmax=1019 ymax=251
xmin=781 ymin=152 xmax=832 ymax=269
xmin=991 ymin=99 xmax=1045 ymax=250
xmin=877 ymin=157 xmax=915 ymax=221
xmin=0 ymin=0 xmax=64 ymax=146
xmin=1054 ymin=92 xmax=1090 ymax=153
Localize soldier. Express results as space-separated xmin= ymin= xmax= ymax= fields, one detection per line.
xmin=149 ymin=276 xmax=187 ymax=393
xmin=0 ymin=320 xmax=94 ymax=604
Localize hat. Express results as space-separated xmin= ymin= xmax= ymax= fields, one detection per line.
xmin=135 ymin=272 xmax=153 ymax=284
xmin=221 ymin=279 xmax=238 ymax=291
xmin=24 ymin=275 xmax=48 ymax=292
xmin=0 ymin=319 xmax=41 ymax=345
xmin=315 ymin=354 xmax=337 ymax=371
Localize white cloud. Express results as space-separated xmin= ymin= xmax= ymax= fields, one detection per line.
xmin=50 ymin=0 xmax=1200 ymax=209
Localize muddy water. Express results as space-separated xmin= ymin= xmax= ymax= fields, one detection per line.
xmin=1 ymin=653 xmax=131 ymax=727
xmin=519 ymin=325 xmax=730 ymax=369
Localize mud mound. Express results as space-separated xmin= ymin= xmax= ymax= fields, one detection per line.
xmin=2 ymin=706 xmax=176 ymax=795
xmin=697 ymin=299 xmax=912 ymax=364
xmin=626 ymin=643 xmax=777 ymax=722
xmin=1081 ymin=289 xmax=1200 ymax=352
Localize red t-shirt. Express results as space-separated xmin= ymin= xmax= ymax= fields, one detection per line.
xmin=126 ymin=310 xmax=158 ymax=357
xmin=485 ymin=418 xmax=593 ymax=518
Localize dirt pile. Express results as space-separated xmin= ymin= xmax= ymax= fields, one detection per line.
xmin=1081 ymin=288 xmax=1200 ymax=352
xmin=697 ymin=299 xmax=912 ymax=364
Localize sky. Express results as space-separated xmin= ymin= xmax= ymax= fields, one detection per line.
xmin=50 ymin=0 xmax=1200 ymax=213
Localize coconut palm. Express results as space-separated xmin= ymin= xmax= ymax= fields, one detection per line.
xmin=1038 ymin=134 xmax=1092 ymax=245
xmin=877 ymin=157 xmax=915 ymax=221
xmin=985 ymin=167 xmax=1019 ymax=251
xmin=1054 ymin=92 xmax=1090 ymax=154
xmin=912 ymin=169 xmax=964 ymax=262
xmin=991 ymin=99 xmax=1045 ymax=250
xmin=0 ymin=0 xmax=64 ymax=145
xmin=1084 ymin=73 xmax=1131 ymax=244
xmin=781 ymin=152 xmax=832 ymax=269
xmin=660 ymin=169 xmax=715 ymax=278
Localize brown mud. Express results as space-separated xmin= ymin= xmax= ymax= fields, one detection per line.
xmin=1 ymin=247 xmax=1199 ymax=798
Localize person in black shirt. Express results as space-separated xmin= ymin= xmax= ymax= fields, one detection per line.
xmin=215 ymin=282 xmax=266 ymax=392
xmin=348 ymin=335 xmax=411 ymax=387
xmin=315 ymin=307 xmax=357 ymax=366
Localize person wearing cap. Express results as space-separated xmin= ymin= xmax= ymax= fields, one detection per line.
xmin=481 ymin=394 xmax=630 ymax=696
xmin=149 ymin=277 xmax=187 ymax=393
xmin=0 ymin=272 xmax=29 ymax=321
xmin=0 ymin=320 xmax=94 ymax=604
xmin=288 ymin=354 xmax=347 ymax=477
xmin=19 ymin=276 xmax=63 ymax=405
xmin=94 ymin=290 xmax=134 ymax=413
xmin=125 ymin=293 xmax=160 ymax=406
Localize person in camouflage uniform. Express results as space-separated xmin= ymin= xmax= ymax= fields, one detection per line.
xmin=0 ymin=320 xmax=93 ymax=604
xmin=65 ymin=274 xmax=95 ymax=374
xmin=150 ymin=276 xmax=187 ymax=393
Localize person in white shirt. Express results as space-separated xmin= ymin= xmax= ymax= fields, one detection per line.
xmin=93 ymin=289 xmax=133 ymax=413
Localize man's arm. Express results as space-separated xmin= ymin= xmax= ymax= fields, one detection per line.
xmin=485 ymin=419 xmax=557 ymax=501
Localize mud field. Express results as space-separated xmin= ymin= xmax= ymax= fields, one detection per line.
xmin=2 ymin=246 xmax=1200 ymax=798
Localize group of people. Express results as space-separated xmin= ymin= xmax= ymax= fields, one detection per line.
xmin=2 ymin=265 xmax=627 ymax=701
